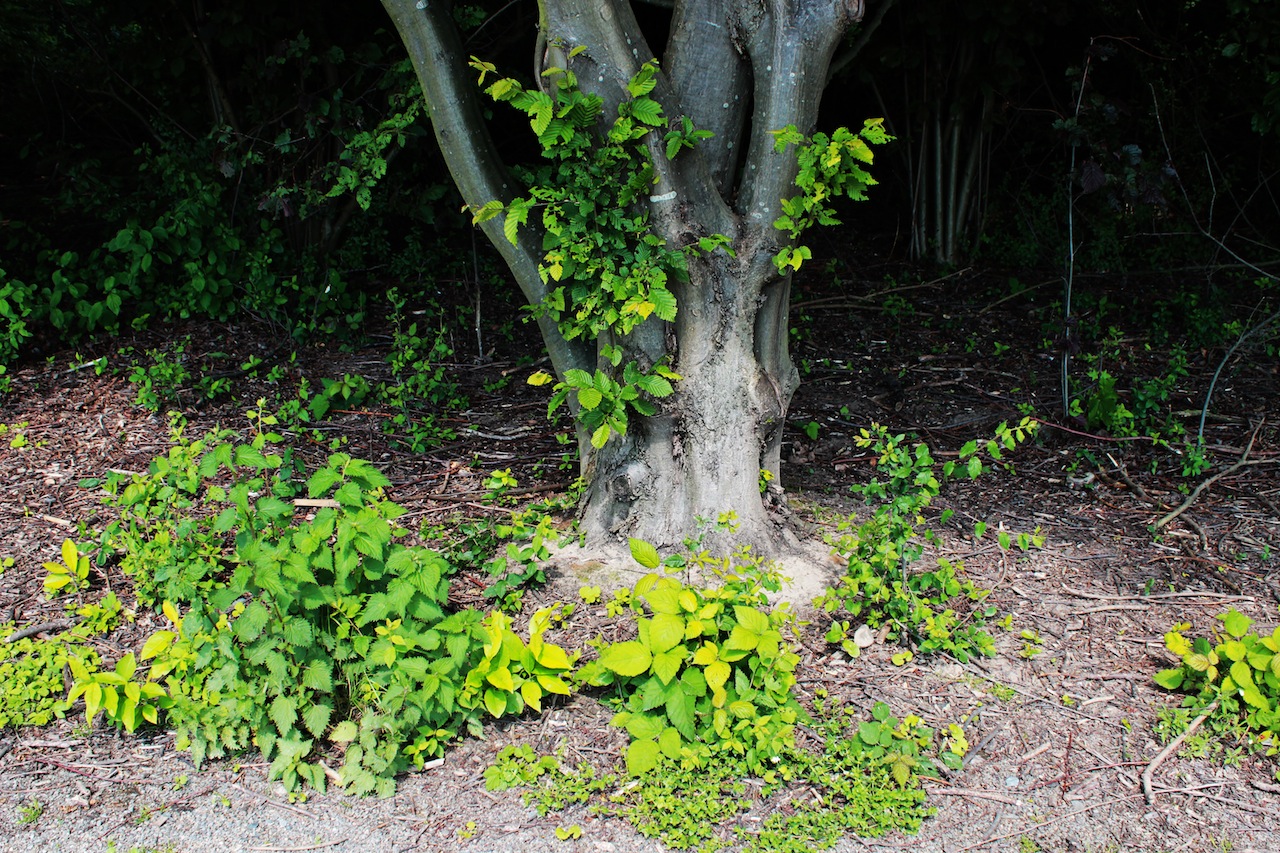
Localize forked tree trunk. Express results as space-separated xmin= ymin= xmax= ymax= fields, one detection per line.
xmin=382 ymin=0 xmax=863 ymax=555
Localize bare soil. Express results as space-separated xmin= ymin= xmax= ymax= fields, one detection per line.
xmin=1 ymin=264 xmax=1278 ymax=853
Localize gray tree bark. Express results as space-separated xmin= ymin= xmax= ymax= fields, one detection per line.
xmin=381 ymin=0 xmax=864 ymax=554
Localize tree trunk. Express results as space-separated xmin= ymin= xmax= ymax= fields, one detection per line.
xmin=381 ymin=0 xmax=864 ymax=556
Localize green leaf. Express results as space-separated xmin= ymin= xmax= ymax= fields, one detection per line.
xmin=234 ymin=601 xmax=271 ymax=642
xmin=330 ymin=720 xmax=358 ymax=743
xmin=651 ymin=649 xmax=683 ymax=685
xmin=659 ymin=726 xmax=683 ymax=758
xmin=1220 ymin=609 xmax=1253 ymax=639
xmin=629 ymin=538 xmax=661 ymax=570
xmin=484 ymin=687 xmax=508 ymax=718
xmin=648 ymin=614 xmax=685 ymax=654
xmin=269 ymin=695 xmax=297 ymax=735
xmin=648 ymin=289 xmax=678 ymax=323
xmin=577 ymin=387 xmax=603 ymax=410
xmin=1153 ymin=668 xmax=1186 ymax=690
xmin=733 ymin=606 xmax=770 ymax=635
xmin=625 ymin=739 xmax=661 ymax=776
xmin=599 ymin=641 xmax=652 ymax=677
xmin=622 ymin=710 xmax=665 ymax=740
xmin=302 ymin=703 xmax=332 ymax=737
xmin=307 ymin=467 xmax=343 ymax=498
xmin=302 ymin=660 xmax=334 ymax=693
xmin=564 ymin=368 xmax=593 ymax=389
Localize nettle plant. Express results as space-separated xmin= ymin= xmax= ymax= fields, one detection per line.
xmin=577 ymin=534 xmax=801 ymax=778
xmin=80 ymin=411 xmax=574 ymax=796
xmin=819 ymin=420 xmax=1041 ymax=663
xmin=1155 ymin=609 xmax=1280 ymax=756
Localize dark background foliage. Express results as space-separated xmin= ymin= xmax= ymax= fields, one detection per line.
xmin=1 ymin=0 xmax=1277 ymax=365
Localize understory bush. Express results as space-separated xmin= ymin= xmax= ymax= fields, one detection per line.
xmin=577 ymin=534 xmax=801 ymax=778
xmin=83 ymin=411 xmax=572 ymax=795
xmin=819 ymin=420 xmax=1041 ymax=664
xmin=1155 ymin=609 xmax=1280 ymax=760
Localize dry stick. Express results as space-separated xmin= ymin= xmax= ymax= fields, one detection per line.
xmin=1061 ymin=584 xmax=1252 ymax=603
xmin=245 ymin=841 xmax=348 ymax=852
xmin=1154 ymin=785 xmax=1277 ymax=817
xmin=1155 ymin=422 xmax=1263 ymax=530
xmin=5 ymin=620 xmax=74 ymax=643
xmin=1141 ymin=698 xmax=1219 ymax=805
xmin=95 ymin=786 xmax=216 ymax=841
xmin=960 ymin=793 xmax=1147 ymax=851
xmin=924 ymin=786 xmax=1017 ymax=805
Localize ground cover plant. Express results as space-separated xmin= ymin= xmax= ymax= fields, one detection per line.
xmin=1 ymin=263 xmax=1278 ymax=851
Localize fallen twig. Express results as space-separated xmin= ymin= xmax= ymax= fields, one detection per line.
xmin=1073 ymin=603 xmax=1149 ymax=615
xmin=1155 ymin=422 xmax=1262 ymax=530
xmin=924 ymin=786 xmax=1017 ymax=804
xmin=1142 ymin=699 xmax=1219 ymax=804
xmin=246 ymin=841 xmax=347 ymax=852
xmin=5 ymin=620 xmax=74 ymax=643
xmin=1061 ymin=585 xmax=1252 ymax=604
xmin=1153 ymin=784 xmax=1276 ymax=817
xmin=960 ymin=793 xmax=1147 ymax=851
xmin=229 ymin=782 xmax=315 ymax=818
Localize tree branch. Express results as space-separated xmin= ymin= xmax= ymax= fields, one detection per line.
xmin=381 ymin=0 xmax=591 ymax=379
xmin=732 ymin=0 xmax=865 ymax=289
xmin=665 ymin=0 xmax=752 ymax=195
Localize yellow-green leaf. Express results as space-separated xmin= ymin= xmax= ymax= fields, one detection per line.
xmin=537 ymin=675 xmax=571 ymax=695
xmin=486 ymin=666 xmax=515 ymax=692
xmin=648 ymin=613 xmax=685 ymax=654
xmin=659 ymin=726 xmax=683 ymax=759
xmin=651 ymin=649 xmax=683 ymax=685
xmin=692 ymin=642 xmax=718 ymax=666
xmin=726 ymin=625 xmax=760 ymax=652
xmin=705 ymin=660 xmax=730 ymax=694
xmin=484 ymin=687 xmax=509 ymax=718
xmin=140 ymin=631 xmax=175 ymax=661
xmin=61 ymin=539 xmax=78 ymax=571
xmin=330 ymin=720 xmax=358 ymax=743
xmin=625 ymin=738 xmax=661 ymax=776
xmin=599 ymin=641 xmax=652 ymax=677
xmin=535 ymin=643 xmax=572 ymax=672
xmin=520 ymin=680 xmax=543 ymax=713
xmin=629 ymin=538 xmax=661 ymax=570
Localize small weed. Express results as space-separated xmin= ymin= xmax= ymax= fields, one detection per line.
xmin=17 ymin=800 xmax=43 ymax=826
xmin=42 ymin=538 xmax=91 ymax=597
xmin=127 ymin=339 xmax=191 ymax=411
xmin=818 ymin=421 xmax=1040 ymax=663
xmin=1018 ymin=629 xmax=1043 ymax=659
